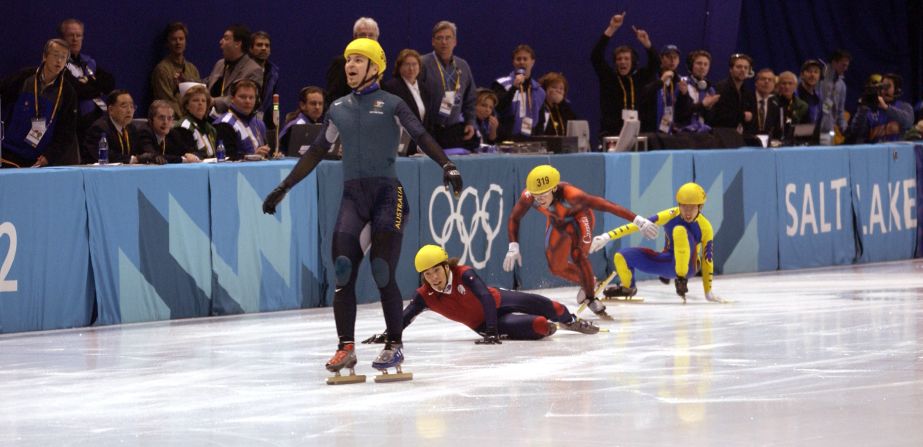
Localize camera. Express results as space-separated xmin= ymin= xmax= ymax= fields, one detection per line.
xmin=861 ymin=83 xmax=883 ymax=107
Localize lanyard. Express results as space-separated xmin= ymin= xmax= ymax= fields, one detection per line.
xmin=231 ymin=110 xmax=261 ymax=149
xmin=33 ymin=70 xmax=64 ymax=124
xmin=435 ymin=58 xmax=460 ymax=93
xmin=549 ymin=103 xmax=565 ymax=135
xmin=116 ymin=128 xmax=131 ymax=155
xmin=518 ymin=83 xmax=532 ymax=115
xmin=661 ymin=81 xmax=675 ymax=107
xmin=617 ymin=75 xmax=635 ymax=109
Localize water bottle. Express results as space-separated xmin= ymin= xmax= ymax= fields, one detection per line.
xmin=98 ymin=135 xmax=109 ymax=165
xmin=216 ymin=140 xmax=226 ymax=162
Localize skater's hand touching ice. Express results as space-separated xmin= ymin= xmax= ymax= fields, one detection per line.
xmin=262 ymin=185 xmax=289 ymax=215
xmin=475 ymin=328 xmax=502 ymax=345
xmin=589 ymin=233 xmax=611 ymax=254
xmin=633 ymin=215 xmax=659 ymax=239
xmin=502 ymin=242 xmax=522 ymax=272
xmin=362 ymin=332 xmax=388 ymax=344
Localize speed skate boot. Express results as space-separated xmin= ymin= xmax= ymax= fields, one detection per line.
xmin=559 ymin=317 xmax=601 ymax=334
xmin=325 ymin=343 xmax=366 ymax=385
xmin=576 ymin=288 xmax=610 ymax=318
xmin=603 ymin=285 xmax=637 ymax=298
xmin=371 ymin=342 xmax=413 ymax=383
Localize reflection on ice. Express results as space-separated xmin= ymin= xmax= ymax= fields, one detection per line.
xmin=0 ymin=260 xmax=921 ymax=446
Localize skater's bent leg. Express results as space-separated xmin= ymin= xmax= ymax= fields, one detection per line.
xmin=370 ymin=229 xmax=404 ymax=343
xmin=499 ymin=289 xmax=573 ymax=323
xmin=332 ymin=231 xmax=364 ymax=344
xmin=497 ymin=314 xmax=554 ymax=340
xmin=617 ymin=247 xmax=678 ymax=287
xmin=545 ymin=227 xmax=583 ymax=284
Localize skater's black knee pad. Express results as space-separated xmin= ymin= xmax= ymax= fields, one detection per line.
xmin=371 ymin=257 xmax=391 ymax=288
xmin=334 ymin=256 xmax=353 ymax=287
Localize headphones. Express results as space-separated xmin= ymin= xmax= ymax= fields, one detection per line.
xmin=881 ymin=73 xmax=903 ymax=97
xmin=229 ymin=79 xmax=263 ymax=108
xmin=729 ymin=53 xmax=755 ymax=78
xmin=685 ymin=50 xmax=712 ymax=89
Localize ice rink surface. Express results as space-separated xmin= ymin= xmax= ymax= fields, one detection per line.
xmin=1 ymin=259 xmax=922 ymax=446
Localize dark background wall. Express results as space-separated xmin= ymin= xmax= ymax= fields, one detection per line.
xmin=2 ymin=0 xmax=918 ymax=145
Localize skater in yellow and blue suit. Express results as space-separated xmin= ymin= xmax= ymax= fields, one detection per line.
xmin=589 ymin=182 xmax=724 ymax=303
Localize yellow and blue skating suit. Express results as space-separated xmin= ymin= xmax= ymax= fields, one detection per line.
xmin=605 ymin=207 xmax=714 ymax=293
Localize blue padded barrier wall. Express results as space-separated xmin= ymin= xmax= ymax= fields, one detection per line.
xmin=0 ymin=146 xmax=920 ymax=334
xmin=692 ymin=149 xmax=779 ymax=274
xmin=602 ymin=151 xmax=695 ymax=283
xmin=208 ymin=160 xmax=322 ymax=314
xmin=84 ymin=165 xmax=212 ymax=324
xmin=316 ymin=159 xmax=421 ymax=306
xmin=0 ymin=168 xmax=93 ymax=333
xmin=775 ymin=148 xmax=856 ymax=269
xmin=848 ymin=145 xmax=918 ymax=263
xmin=917 ymin=145 xmax=923 ymax=258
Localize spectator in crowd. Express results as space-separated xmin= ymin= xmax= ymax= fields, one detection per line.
xmin=59 ymin=18 xmax=116 ymax=142
xmin=150 ymin=22 xmax=201 ymax=118
xmin=249 ymin=31 xmax=280 ymax=134
xmin=82 ymin=89 xmax=148 ymax=164
xmin=746 ymin=68 xmax=780 ymax=137
xmin=139 ymin=100 xmax=198 ymax=164
xmin=213 ymin=79 xmax=270 ymax=160
xmin=491 ymin=45 xmax=545 ymax=140
xmin=820 ymin=49 xmax=851 ymax=140
xmin=383 ymin=49 xmax=429 ymax=156
xmin=473 ymin=88 xmax=499 ymax=147
xmin=279 ymin=86 xmax=325 ymax=151
xmin=706 ymin=53 xmax=755 ymax=131
xmin=674 ymin=49 xmax=717 ymax=132
xmin=326 ymin=17 xmax=379 ymax=107
xmin=0 ymin=38 xmax=79 ymax=167
xmin=205 ymin=24 xmax=263 ymax=114
xmin=590 ymin=12 xmax=659 ymax=137
xmin=776 ymin=71 xmax=808 ymax=132
xmin=847 ymin=73 xmax=914 ymax=143
xmin=797 ymin=59 xmax=823 ymax=125
xmin=535 ymin=72 xmax=577 ymax=136
xmin=419 ymin=20 xmax=477 ymax=149
xmin=176 ymin=84 xmax=218 ymax=159
xmin=639 ymin=44 xmax=682 ymax=133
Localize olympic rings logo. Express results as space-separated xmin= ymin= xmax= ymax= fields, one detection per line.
xmin=428 ymin=184 xmax=504 ymax=269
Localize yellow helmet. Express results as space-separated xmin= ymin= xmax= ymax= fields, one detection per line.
xmin=676 ymin=182 xmax=706 ymax=205
xmin=526 ymin=165 xmax=560 ymax=195
xmin=414 ymin=244 xmax=449 ymax=272
xmin=344 ymin=38 xmax=386 ymax=79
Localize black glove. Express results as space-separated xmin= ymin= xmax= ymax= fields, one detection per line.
xmin=674 ymin=275 xmax=688 ymax=297
xmin=658 ymin=277 xmax=671 ymax=285
xmin=475 ymin=328 xmax=501 ymax=345
xmin=262 ymin=185 xmax=288 ymax=215
xmin=443 ymin=162 xmax=462 ymax=196
xmin=361 ymin=332 xmax=388 ymax=344
xmin=137 ymin=152 xmax=167 ymax=165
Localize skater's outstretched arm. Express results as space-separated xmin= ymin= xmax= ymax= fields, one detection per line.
xmin=394 ymin=101 xmax=462 ymax=195
xmin=363 ymin=293 xmax=428 ymax=344
xmin=262 ymin=120 xmax=336 ymax=214
xmin=590 ymin=208 xmax=675 ymax=253
xmin=503 ymin=191 xmax=533 ymax=272
xmin=697 ymin=215 xmax=715 ymax=295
